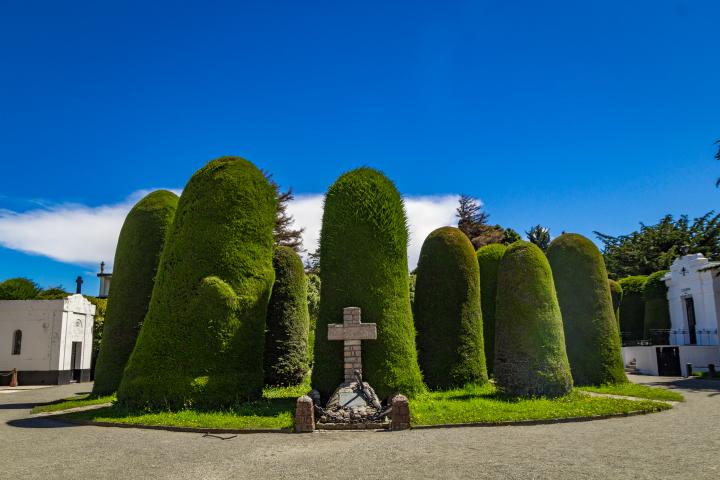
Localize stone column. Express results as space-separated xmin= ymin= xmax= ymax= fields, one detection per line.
xmin=295 ymin=395 xmax=315 ymax=433
xmin=390 ymin=394 xmax=410 ymax=430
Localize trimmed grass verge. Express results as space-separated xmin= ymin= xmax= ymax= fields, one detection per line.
xmin=409 ymin=384 xmax=671 ymax=426
xmin=578 ymin=383 xmax=684 ymax=402
xmin=31 ymin=394 xmax=116 ymax=414
xmin=41 ymin=381 xmax=672 ymax=431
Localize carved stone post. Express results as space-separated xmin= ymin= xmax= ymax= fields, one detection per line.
xmin=295 ymin=395 xmax=315 ymax=433
xmin=390 ymin=394 xmax=410 ymax=430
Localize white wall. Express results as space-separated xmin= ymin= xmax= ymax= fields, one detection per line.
xmin=0 ymin=295 xmax=95 ymax=372
xmin=664 ymin=254 xmax=720 ymax=346
xmin=622 ymin=346 xmax=659 ymax=375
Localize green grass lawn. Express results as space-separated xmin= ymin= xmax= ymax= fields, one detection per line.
xmin=43 ymin=380 xmax=672 ymax=430
xmin=692 ymin=371 xmax=720 ymax=381
xmin=31 ymin=394 xmax=116 ymax=414
xmin=409 ymin=384 xmax=671 ymax=426
xmin=577 ymin=382 xmax=684 ymax=402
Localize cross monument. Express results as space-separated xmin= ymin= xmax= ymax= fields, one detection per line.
xmin=328 ymin=307 xmax=377 ymax=383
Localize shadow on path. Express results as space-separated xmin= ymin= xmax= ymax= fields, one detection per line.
xmin=7 ymin=415 xmax=80 ymax=429
xmin=643 ymin=378 xmax=720 ymax=396
xmin=0 ymin=402 xmax=41 ymax=410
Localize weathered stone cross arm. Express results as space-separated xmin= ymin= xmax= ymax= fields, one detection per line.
xmin=328 ymin=307 xmax=377 ymax=383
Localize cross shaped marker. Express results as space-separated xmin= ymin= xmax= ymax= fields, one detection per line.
xmin=328 ymin=307 xmax=377 ymax=383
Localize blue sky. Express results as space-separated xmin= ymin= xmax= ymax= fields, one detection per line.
xmin=1 ymin=0 xmax=719 ymax=293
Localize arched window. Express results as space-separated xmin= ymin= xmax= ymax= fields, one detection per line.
xmin=12 ymin=330 xmax=21 ymax=355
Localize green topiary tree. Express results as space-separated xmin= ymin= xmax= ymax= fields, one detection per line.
xmin=547 ymin=234 xmax=627 ymax=386
xmin=264 ymin=246 xmax=310 ymax=386
xmin=414 ymin=227 xmax=487 ymax=389
xmin=117 ymin=157 xmax=277 ymax=410
xmin=494 ymin=241 xmax=573 ymax=397
xmin=643 ymin=270 xmax=671 ymax=344
xmin=608 ymin=279 xmax=623 ymax=328
xmin=311 ymin=167 xmax=424 ymax=400
xmin=92 ymin=190 xmax=178 ymax=395
xmin=476 ymin=243 xmax=507 ymax=375
xmin=617 ymin=275 xmax=648 ymax=342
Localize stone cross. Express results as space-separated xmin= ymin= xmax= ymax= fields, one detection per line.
xmin=328 ymin=307 xmax=377 ymax=383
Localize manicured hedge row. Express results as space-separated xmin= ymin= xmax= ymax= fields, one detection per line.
xmin=617 ymin=275 xmax=648 ymax=342
xmin=494 ymin=241 xmax=573 ymax=397
xmin=547 ymin=234 xmax=626 ymax=386
xmin=92 ymin=190 xmax=178 ymax=395
xmin=414 ymin=227 xmax=487 ymax=389
xmin=608 ymin=279 xmax=623 ymax=328
xmin=264 ymin=246 xmax=310 ymax=386
xmin=117 ymin=157 xmax=277 ymax=410
xmin=643 ymin=270 xmax=670 ymax=343
xmin=311 ymin=168 xmax=424 ymax=400
xmin=476 ymin=243 xmax=506 ymax=375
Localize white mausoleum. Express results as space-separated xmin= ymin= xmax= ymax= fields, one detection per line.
xmin=622 ymin=253 xmax=720 ymax=376
xmin=0 ymin=295 xmax=95 ymax=385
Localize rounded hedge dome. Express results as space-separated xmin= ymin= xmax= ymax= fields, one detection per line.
xmin=608 ymin=279 xmax=623 ymax=328
xmin=414 ymin=227 xmax=487 ymax=389
xmin=264 ymin=246 xmax=310 ymax=386
xmin=547 ymin=233 xmax=627 ymax=386
xmin=117 ymin=157 xmax=277 ymax=409
xmin=494 ymin=241 xmax=573 ymax=397
xmin=311 ymin=167 xmax=424 ymax=399
xmin=617 ymin=276 xmax=648 ymax=342
xmin=476 ymin=243 xmax=507 ymax=375
xmin=92 ymin=190 xmax=178 ymax=396
xmin=643 ymin=270 xmax=670 ymax=342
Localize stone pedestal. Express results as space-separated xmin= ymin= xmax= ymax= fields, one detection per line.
xmin=295 ymin=395 xmax=315 ymax=433
xmin=390 ymin=394 xmax=410 ymax=430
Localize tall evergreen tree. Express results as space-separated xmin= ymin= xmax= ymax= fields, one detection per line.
xmin=456 ymin=194 xmax=489 ymax=242
xmin=526 ymin=225 xmax=551 ymax=252
xmin=266 ymin=175 xmax=305 ymax=253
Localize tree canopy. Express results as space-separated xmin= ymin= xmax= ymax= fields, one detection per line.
xmin=594 ymin=212 xmax=720 ymax=278
xmin=455 ymin=194 xmax=519 ymax=248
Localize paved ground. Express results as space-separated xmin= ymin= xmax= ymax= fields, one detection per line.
xmin=1 ymin=375 xmax=718 ymax=479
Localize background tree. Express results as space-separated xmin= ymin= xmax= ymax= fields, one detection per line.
xmin=594 ymin=212 xmax=720 ymax=278
xmin=455 ymin=195 xmax=518 ymax=248
xmin=304 ymin=247 xmax=320 ymax=274
xmin=0 ymin=278 xmax=41 ymax=300
xmin=526 ymin=225 xmax=551 ymax=252
xmin=266 ymin=175 xmax=304 ymax=253
xmin=715 ymin=139 xmax=720 ymax=187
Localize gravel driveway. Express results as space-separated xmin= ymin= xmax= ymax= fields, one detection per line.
xmin=1 ymin=375 xmax=718 ymax=479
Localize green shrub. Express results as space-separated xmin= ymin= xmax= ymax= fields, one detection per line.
xmin=414 ymin=227 xmax=487 ymax=389
xmin=306 ymin=273 xmax=320 ymax=365
xmin=643 ymin=270 xmax=670 ymax=342
xmin=311 ymin=167 xmax=424 ymax=399
xmin=117 ymin=157 xmax=277 ymax=410
xmin=92 ymin=190 xmax=178 ymax=395
xmin=36 ymin=287 xmax=69 ymax=300
xmin=476 ymin=243 xmax=506 ymax=375
xmin=494 ymin=241 xmax=573 ymax=398
xmin=0 ymin=278 xmax=41 ymax=300
xmin=264 ymin=246 xmax=310 ymax=386
xmin=617 ymin=275 xmax=648 ymax=342
xmin=547 ymin=234 xmax=627 ymax=386
xmin=608 ymin=279 xmax=623 ymax=328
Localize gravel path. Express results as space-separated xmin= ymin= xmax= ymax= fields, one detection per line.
xmin=1 ymin=375 xmax=718 ymax=479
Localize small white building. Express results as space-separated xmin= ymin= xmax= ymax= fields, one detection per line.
xmin=0 ymin=295 xmax=95 ymax=385
xmin=622 ymin=253 xmax=720 ymax=376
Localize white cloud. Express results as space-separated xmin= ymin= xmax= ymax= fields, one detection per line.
xmin=0 ymin=190 xmax=180 ymax=268
xmin=0 ymin=191 xmax=460 ymax=270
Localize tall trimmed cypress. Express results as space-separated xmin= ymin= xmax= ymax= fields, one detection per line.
xmin=414 ymin=227 xmax=487 ymax=389
xmin=312 ymin=168 xmax=424 ymax=399
xmin=608 ymin=279 xmax=623 ymax=328
xmin=494 ymin=241 xmax=573 ymax=398
xmin=617 ymin=276 xmax=648 ymax=342
xmin=476 ymin=243 xmax=506 ymax=375
xmin=264 ymin=246 xmax=310 ymax=386
xmin=92 ymin=190 xmax=178 ymax=395
xmin=117 ymin=157 xmax=277 ymax=409
xmin=547 ymin=234 xmax=627 ymax=386
xmin=643 ymin=270 xmax=670 ymax=344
